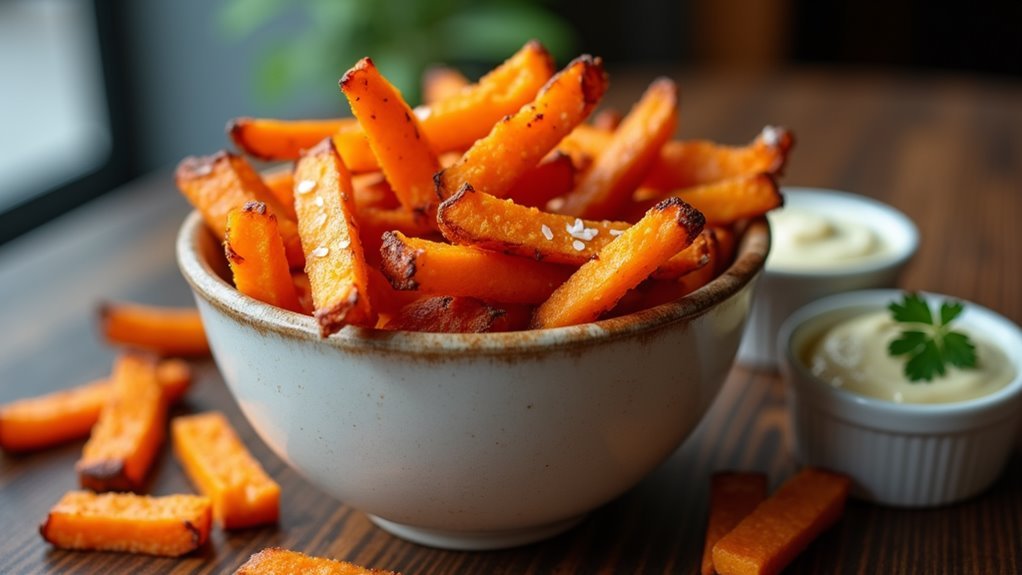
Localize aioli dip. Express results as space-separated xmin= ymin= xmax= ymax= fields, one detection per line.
xmin=806 ymin=311 xmax=1016 ymax=403
xmin=767 ymin=208 xmax=887 ymax=271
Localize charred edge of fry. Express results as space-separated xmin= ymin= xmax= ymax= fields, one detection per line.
xmin=761 ymin=126 xmax=796 ymax=175
xmin=78 ymin=460 xmax=132 ymax=492
xmin=432 ymin=169 xmax=446 ymax=199
xmin=305 ymin=135 xmax=337 ymax=158
xmin=226 ymin=118 xmax=272 ymax=161
xmin=175 ymin=151 xmax=230 ymax=182
xmin=653 ymin=197 xmax=707 ymax=243
xmin=435 ymin=183 xmax=472 ymax=239
xmin=577 ymin=55 xmax=607 ymax=105
xmin=379 ymin=232 xmax=420 ymax=291
xmin=339 ymin=58 xmax=373 ymax=89
xmin=224 ymin=241 xmax=244 ymax=264
xmin=313 ymin=288 xmax=361 ymax=338
xmin=242 ymin=201 xmax=267 ymax=215
xmin=520 ymin=39 xmax=554 ymax=68
xmin=183 ymin=520 xmax=202 ymax=550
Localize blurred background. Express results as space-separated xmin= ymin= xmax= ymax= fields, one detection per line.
xmin=1 ymin=0 xmax=1018 ymax=246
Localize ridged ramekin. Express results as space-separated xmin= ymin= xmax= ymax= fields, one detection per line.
xmin=779 ymin=290 xmax=1022 ymax=507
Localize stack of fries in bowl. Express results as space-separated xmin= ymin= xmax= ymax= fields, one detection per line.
xmin=175 ymin=41 xmax=791 ymax=549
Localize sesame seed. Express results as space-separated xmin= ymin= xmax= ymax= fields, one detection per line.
xmin=313 ymin=213 xmax=327 ymax=227
xmin=572 ymin=240 xmax=585 ymax=251
xmin=337 ymin=238 xmax=351 ymax=249
xmin=314 ymin=196 xmax=324 ymax=207
xmin=311 ymin=246 xmax=329 ymax=258
xmin=297 ymin=179 xmax=316 ymax=194
xmin=541 ymin=224 xmax=554 ymax=241
xmin=609 ymin=229 xmax=624 ymax=237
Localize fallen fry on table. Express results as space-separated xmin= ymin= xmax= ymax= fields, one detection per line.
xmin=293 ymin=139 xmax=376 ymax=335
xmin=435 ymin=55 xmax=608 ymax=200
xmin=422 ymin=65 xmax=470 ymax=105
xmin=380 ymin=231 xmax=572 ymax=304
xmin=40 ymin=490 xmax=211 ymax=557
xmin=100 ymin=302 xmax=210 ymax=356
xmin=559 ymin=77 xmax=679 ymax=220
xmin=382 ymin=296 xmax=531 ymax=333
xmin=172 ymin=411 xmax=280 ymax=529
xmin=701 ymin=472 xmax=769 ymax=575
xmin=76 ymin=354 xmax=167 ymax=492
xmin=225 ymin=202 xmax=304 ymax=313
xmin=712 ymin=468 xmax=851 ymax=575
xmin=235 ymin=547 xmax=399 ymax=575
xmin=531 ymin=197 xmax=705 ymax=328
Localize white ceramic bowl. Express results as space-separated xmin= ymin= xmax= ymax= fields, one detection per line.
xmin=737 ymin=188 xmax=918 ymax=368
xmin=176 ymin=212 xmax=769 ymax=550
xmin=779 ymin=289 xmax=1022 ymax=507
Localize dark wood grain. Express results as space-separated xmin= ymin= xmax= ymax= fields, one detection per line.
xmin=2 ymin=69 xmax=1021 ymax=574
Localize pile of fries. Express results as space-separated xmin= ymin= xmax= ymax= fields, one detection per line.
xmin=178 ymin=40 xmax=793 ymax=336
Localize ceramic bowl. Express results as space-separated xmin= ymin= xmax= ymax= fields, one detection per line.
xmin=176 ymin=212 xmax=769 ymax=550
xmin=779 ymin=289 xmax=1022 ymax=507
xmin=736 ymin=187 xmax=918 ymax=368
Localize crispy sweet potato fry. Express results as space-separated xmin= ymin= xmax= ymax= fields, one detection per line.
xmin=229 ymin=117 xmax=353 ymax=162
xmin=531 ymin=197 xmax=705 ymax=328
xmin=172 ymin=412 xmax=280 ymax=529
xmin=701 ymin=473 xmax=769 ymax=575
xmin=76 ymin=354 xmax=167 ymax=492
xmin=0 ymin=359 xmax=190 ymax=453
xmin=293 ymin=139 xmax=375 ymax=335
xmin=382 ymin=296 xmax=530 ymax=333
xmin=627 ymin=173 xmax=782 ymax=225
xmin=261 ymin=168 xmax=297 ymax=219
xmin=644 ymin=126 xmax=794 ymax=190
xmin=435 ymin=55 xmax=608 ymax=200
xmin=236 ymin=548 xmax=399 ymax=575
xmin=559 ymin=78 xmax=679 ymax=219
xmin=380 ymin=231 xmax=572 ymax=304
xmin=40 ymin=491 xmax=212 ymax=557
xmin=100 ymin=302 xmax=209 ymax=357
xmin=225 ymin=202 xmax=303 ymax=313
xmin=651 ymin=230 xmax=713 ymax=280
xmin=341 ymin=58 xmax=441 ymax=215
xmin=353 ymin=172 xmax=401 ymax=210
xmin=712 ymin=468 xmax=851 ymax=575
xmin=423 ymin=65 xmax=470 ymax=105
xmin=176 ymin=151 xmax=304 ymax=267
xmin=591 ymin=108 xmax=622 ymax=131
xmin=504 ymin=151 xmax=576 ymax=208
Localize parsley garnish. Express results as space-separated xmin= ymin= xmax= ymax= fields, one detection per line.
xmin=887 ymin=293 xmax=977 ymax=382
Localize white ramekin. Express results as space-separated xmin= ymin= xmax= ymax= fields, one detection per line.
xmin=779 ymin=289 xmax=1022 ymax=507
xmin=737 ymin=188 xmax=918 ymax=368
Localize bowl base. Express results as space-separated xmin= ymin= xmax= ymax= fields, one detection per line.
xmin=368 ymin=513 xmax=587 ymax=551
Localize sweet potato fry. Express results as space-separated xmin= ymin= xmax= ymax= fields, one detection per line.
xmin=531 ymin=197 xmax=705 ymax=328
xmin=172 ymin=411 xmax=280 ymax=529
xmin=643 ymin=126 xmax=794 ymax=191
xmin=356 ymin=205 xmax=438 ymax=264
xmin=100 ymin=302 xmax=209 ymax=356
xmin=261 ymin=168 xmax=297 ymax=219
xmin=651 ymin=230 xmax=713 ymax=280
xmin=229 ymin=117 xmax=353 ymax=162
xmin=435 ymin=55 xmax=608 ymax=200
xmin=382 ymin=296 xmax=530 ymax=333
xmin=701 ymin=472 xmax=768 ymax=575
xmin=0 ymin=359 xmax=189 ymax=453
xmin=341 ymin=58 xmax=442 ymax=215
xmin=235 ymin=548 xmax=399 ymax=575
xmin=76 ymin=354 xmax=167 ymax=492
xmin=380 ymin=231 xmax=572 ymax=304
xmin=505 ymin=151 xmax=576 ymax=208
xmin=40 ymin=491 xmax=211 ymax=557
xmin=176 ymin=151 xmax=305 ymax=267
xmin=225 ymin=202 xmax=303 ymax=313
xmin=293 ymin=139 xmax=375 ymax=335
xmin=353 ymin=172 xmax=400 ymax=210
xmin=591 ymin=108 xmax=622 ymax=131
xmin=423 ymin=65 xmax=470 ymax=105
xmin=559 ymin=78 xmax=679 ymax=219
xmin=627 ymin=173 xmax=782 ymax=225
xmin=712 ymin=468 xmax=851 ymax=575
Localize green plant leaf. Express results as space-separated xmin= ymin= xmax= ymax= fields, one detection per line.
xmin=939 ymin=300 xmax=964 ymax=326
xmin=888 ymin=330 xmax=928 ymax=357
xmin=904 ymin=338 xmax=945 ymax=381
xmin=888 ymin=292 xmax=932 ymax=325
xmin=942 ymin=331 xmax=977 ymax=369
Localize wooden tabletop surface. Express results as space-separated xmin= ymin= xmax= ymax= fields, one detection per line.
xmin=1 ymin=68 xmax=1020 ymax=574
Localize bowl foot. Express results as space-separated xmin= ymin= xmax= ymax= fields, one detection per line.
xmin=368 ymin=513 xmax=587 ymax=551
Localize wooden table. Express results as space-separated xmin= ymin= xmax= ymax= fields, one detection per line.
xmin=1 ymin=69 xmax=1020 ymax=574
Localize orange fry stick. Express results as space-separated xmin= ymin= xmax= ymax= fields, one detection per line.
xmin=435 ymin=55 xmax=608 ymax=200
xmin=76 ymin=354 xmax=167 ymax=492
xmin=422 ymin=65 xmax=470 ymax=105
xmin=559 ymin=77 xmax=679 ymax=219
xmin=293 ymin=139 xmax=375 ymax=335
xmin=40 ymin=491 xmax=212 ymax=557
xmin=531 ymin=197 xmax=705 ymax=328
xmin=0 ymin=360 xmax=190 ymax=453
xmin=236 ymin=548 xmax=399 ymax=575
xmin=382 ymin=296 xmax=530 ymax=333
xmin=353 ymin=172 xmax=401 ymax=210
xmin=505 ymin=151 xmax=576 ymax=208
xmin=172 ymin=412 xmax=280 ymax=529
xmin=341 ymin=58 xmax=442 ymax=215
xmin=100 ymin=302 xmax=209 ymax=357
xmin=627 ymin=173 xmax=782 ymax=225
xmin=591 ymin=108 xmax=622 ymax=131
xmin=712 ymin=468 xmax=851 ymax=575
xmin=225 ymin=202 xmax=303 ymax=313
xmin=261 ymin=168 xmax=297 ymax=219
xmin=229 ymin=117 xmax=353 ymax=162
xmin=701 ymin=472 xmax=768 ymax=575
xmin=380 ymin=231 xmax=572 ymax=304
xmin=651 ymin=230 xmax=713 ymax=280
xmin=176 ymin=151 xmax=304 ymax=267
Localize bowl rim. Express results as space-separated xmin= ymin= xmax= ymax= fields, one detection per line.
xmin=765 ymin=187 xmax=919 ymax=279
xmin=779 ymin=289 xmax=1022 ymax=423
xmin=176 ymin=210 xmax=770 ymax=356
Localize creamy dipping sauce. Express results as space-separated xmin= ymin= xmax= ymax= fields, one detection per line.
xmin=767 ymin=208 xmax=887 ymax=271
xmin=806 ymin=311 xmax=1016 ymax=403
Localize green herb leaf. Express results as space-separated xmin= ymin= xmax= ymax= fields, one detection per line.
xmin=887 ymin=293 xmax=979 ymax=382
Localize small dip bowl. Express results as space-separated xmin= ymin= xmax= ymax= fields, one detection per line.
xmin=779 ymin=289 xmax=1022 ymax=507
xmin=737 ymin=188 xmax=919 ymax=368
